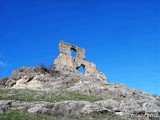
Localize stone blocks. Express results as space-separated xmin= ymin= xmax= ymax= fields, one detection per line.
xmin=54 ymin=41 xmax=108 ymax=82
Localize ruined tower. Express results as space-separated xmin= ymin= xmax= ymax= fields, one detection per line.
xmin=54 ymin=41 xmax=108 ymax=83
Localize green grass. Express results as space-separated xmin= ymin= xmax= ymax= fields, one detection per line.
xmin=0 ymin=109 xmax=127 ymax=120
xmin=0 ymin=88 xmax=103 ymax=103
xmin=104 ymin=83 xmax=111 ymax=86
xmin=0 ymin=89 xmax=128 ymax=120
xmin=0 ymin=109 xmax=58 ymax=120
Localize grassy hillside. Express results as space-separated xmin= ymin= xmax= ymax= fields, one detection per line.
xmin=0 ymin=88 xmax=103 ymax=102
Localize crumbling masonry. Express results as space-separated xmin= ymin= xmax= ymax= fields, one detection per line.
xmin=54 ymin=41 xmax=108 ymax=82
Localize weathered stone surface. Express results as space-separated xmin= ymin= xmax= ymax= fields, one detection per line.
xmin=1 ymin=99 xmax=159 ymax=119
xmin=54 ymin=41 xmax=108 ymax=82
xmin=0 ymin=100 xmax=112 ymax=117
xmin=0 ymin=100 xmax=13 ymax=115
xmin=142 ymin=100 xmax=160 ymax=113
xmin=0 ymin=78 xmax=8 ymax=88
xmin=27 ymin=103 xmax=51 ymax=114
xmin=119 ymin=98 xmax=141 ymax=115
xmin=95 ymin=99 xmax=120 ymax=111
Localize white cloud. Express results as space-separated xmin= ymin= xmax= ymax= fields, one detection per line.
xmin=0 ymin=54 xmax=7 ymax=67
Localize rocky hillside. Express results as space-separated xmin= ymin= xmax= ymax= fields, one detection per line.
xmin=0 ymin=67 xmax=159 ymax=120
xmin=0 ymin=41 xmax=159 ymax=120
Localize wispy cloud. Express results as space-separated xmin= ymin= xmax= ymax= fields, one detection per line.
xmin=0 ymin=61 xmax=7 ymax=67
xmin=0 ymin=54 xmax=7 ymax=67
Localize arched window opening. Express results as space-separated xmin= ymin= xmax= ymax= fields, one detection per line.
xmin=77 ymin=65 xmax=85 ymax=74
xmin=71 ymin=48 xmax=76 ymax=57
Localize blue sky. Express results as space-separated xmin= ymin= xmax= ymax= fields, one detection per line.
xmin=0 ymin=0 xmax=159 ymax=95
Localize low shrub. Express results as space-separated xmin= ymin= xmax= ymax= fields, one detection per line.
xmin=39 ymin=63 xmax=60 ymax=77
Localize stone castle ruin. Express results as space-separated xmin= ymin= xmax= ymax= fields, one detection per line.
xmin=54 ymin=41 xmax=108 ymax=82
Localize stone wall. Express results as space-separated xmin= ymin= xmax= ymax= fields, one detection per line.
xmin=54 ymin=41 xmax=108 ymax=82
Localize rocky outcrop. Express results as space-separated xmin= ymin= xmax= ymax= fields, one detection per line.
xmin=0 ymin=67 xmax=160 ymax=119
xmin=0 ymin=99 xmax=159 ymax=119
xmin=0 ymin=100 xmax=111 ymax=116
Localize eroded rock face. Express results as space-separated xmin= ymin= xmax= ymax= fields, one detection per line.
xmin=54 ymin=41 xmax=108 ymax=82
